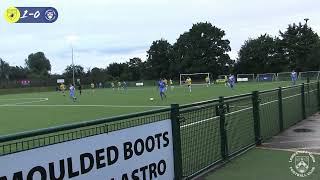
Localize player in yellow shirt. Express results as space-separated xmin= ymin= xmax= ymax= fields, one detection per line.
xmin=186 ymin=77 xmax=192 ymax=92
xmin=111 ymin=82 xmax=115 ymax=91
xmin=60 ymin=83 xmax=66 ymax=96
xmin=169 ymin=79 xmax=174 ymax=91
xmin=117 ymin=81 xmax=122 ymax=90
xmin=163 ymin=78 xmax=168 ymax=91
xmin=205 ymin=76 xmax=210 ymax=87
xmin=91 ymin=82 xmax=95 ymax=93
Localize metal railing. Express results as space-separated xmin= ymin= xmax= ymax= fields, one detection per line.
xmin=0 ymin=82 xmax=319 ymax=180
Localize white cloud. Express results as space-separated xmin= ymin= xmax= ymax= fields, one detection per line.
xmin=0 ymin=0 xmax=320 ymax=73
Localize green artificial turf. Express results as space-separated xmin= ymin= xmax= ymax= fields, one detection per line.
xmin=204 ymin=148 xmax=320 ymax=180
xmin=0 ymin=81 xmax=299 ymax=135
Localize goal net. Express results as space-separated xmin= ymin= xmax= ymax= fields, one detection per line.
xmin=277 ymin=72 xmax=292 ymax=81
xmin=256 ymin=73 xmax=276 ymax=82
xmin=180 ymin=73 xmax=210 ymax=85
xmin=236 ymin=74 xmax=255 ymax=82
xmin=299 ymin=71 xmax=320 ymax=81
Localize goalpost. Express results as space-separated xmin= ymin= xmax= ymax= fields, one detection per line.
xmin=256 ymin=73 xmax=276 ymax=82
xmin=299 ymin=71 xmax=320 ymax=81
xmin=236 ymin=74 xmax=255 ymax=82
xmin=180 ymin=73 xmax=210 ymax=85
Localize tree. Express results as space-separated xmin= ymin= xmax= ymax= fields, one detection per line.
xmin=106 ymin=62 xmax=129 ymax=80
xmin=172 ymin=22 xmax=232 ymax=78
xmin=63 ymin=65 xmax=85 ymax=78
xmin=25 ymin=52 xmax=51 ymax=76
xmin=0 ymin=59 xmax=10 ymax=80
xmin=145 ymin=39 xmax=173 ymax=79
xmin=89 ymin=67 xmax=111 ymax=83
xmin=127 ymin=57 xmax=143 ymax=80
xmin=235 ymin=34 xmax=283 ymax=73
xmin=279 ymin=22 xmax=319 ymax=71
xmin=305 ymin=40 xmax=320 ymax=70
xmin=9 ymin=66 xmax=28 ymax=80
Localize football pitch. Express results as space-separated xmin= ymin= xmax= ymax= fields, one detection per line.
xmin=0 ymin=81 xmax=300 ymax=136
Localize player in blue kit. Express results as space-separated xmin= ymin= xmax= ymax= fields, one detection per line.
xmin=291 ymin=70 xmax=297 ymax=85
xmin=227 ymin=74 xmax=235 ymax=89
xmin=69 ymin=84 xmax=77 ymax=102
xmin=158 ymin=79 xmax=167 ymax=100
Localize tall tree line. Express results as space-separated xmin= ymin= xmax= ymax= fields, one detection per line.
xmin=235 ymin=22 xmax=320 ymax=73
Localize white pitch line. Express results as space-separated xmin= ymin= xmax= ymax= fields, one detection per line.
xmin=225 ymin=106 xmax=252 ymax=115
xmin=0 ymin=97 xmax=49 ymax=101
xmin=180 ymin=116 xmax=219 ymax=129
xmin=0 ymin=98 xmax=49 ymax=106
xmin=0 ymin=104 xmax=169 ymax=108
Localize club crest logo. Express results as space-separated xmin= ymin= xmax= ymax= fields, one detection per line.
xmin=44 ymin=8 xmax=57 ymax=22
xmin=289 ymin=151 xmax=315 ymax=177
xmin=4 ymin=6 xmax=21 ymax=23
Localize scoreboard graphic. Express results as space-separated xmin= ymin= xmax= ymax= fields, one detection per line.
xmin=4 ymin=6 xmax=58 ymax=23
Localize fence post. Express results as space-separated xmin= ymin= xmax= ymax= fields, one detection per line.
xmin=278 ymin=87 xmax=284 ymax=132
xmin=252 ymin=91 xmax=262 ymax=145
xmin=318 ymin=81 xmax=320 ymax=111
xmin=301 ymin=83 xmax=306 ymax=119
xmin=170 ymin=104 xmax=183 ymax=180
xmin=218 ymin=96 xmax=228 ymax=160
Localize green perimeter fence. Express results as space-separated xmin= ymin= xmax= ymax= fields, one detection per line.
xmin=0 ymin=82 xmax=320 ymax=179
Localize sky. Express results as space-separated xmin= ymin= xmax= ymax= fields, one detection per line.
xmin=0 ymin=0 xmax=319 ymax=74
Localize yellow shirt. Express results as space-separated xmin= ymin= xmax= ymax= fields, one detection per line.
xmin=163 ymin=79 xmax=168 ymax=85
xmin=91 ymin=83 xmax=95 ymax=88
xmin=186 ymin=78 xmax=192 ymax=85
xmin=60 ymin=84 xmax=65 ymax=90
xmin=111 ymin=82 xmax=114 ymax=87
xmin=205 ymin=77 xmax=209 ymax=83
xmin=169 ymin=80 xmax=173 ymax=85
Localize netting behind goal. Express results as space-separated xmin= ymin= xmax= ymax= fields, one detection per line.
xmin=237 ymin=74 xmax=255 ymax=82
xmin=277 ymin=72 xmax=292 ymax=81
xmin=299 ymin=71 xmax=320 ymax=81
xmin=180 ymin=73 xmax=210 ymax=85
xmin=256 ymin=73 xmax=276 ymax=82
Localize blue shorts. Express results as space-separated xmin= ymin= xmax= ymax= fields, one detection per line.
xmin=160 ymin=88 xmax=165 ymax=93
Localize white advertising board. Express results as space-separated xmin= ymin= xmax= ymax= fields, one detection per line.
xmin=136 ymin=82 xmax=144 ymax=86
xmin=0 ymin=120 xmax=174 ymax=180
xmin=237 ymin=78 xmax=249 ymax=82
xmin=57 ymin=79 xmax=65 ymax=83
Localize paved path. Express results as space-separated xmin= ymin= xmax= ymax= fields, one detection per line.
xmin=262 ymin=112 xmax=320 ymax=154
